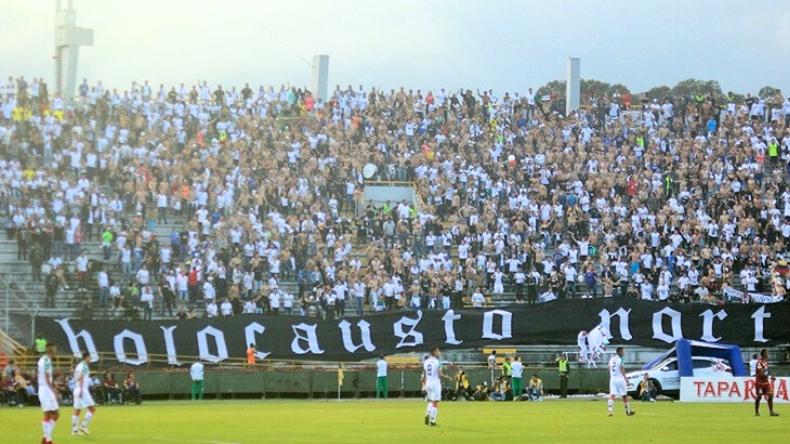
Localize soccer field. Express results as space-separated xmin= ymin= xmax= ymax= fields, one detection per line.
xmin=0 ymin=399 xmax=783 ymax=444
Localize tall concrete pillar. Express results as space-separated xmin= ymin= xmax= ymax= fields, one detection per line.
xmin=55 ymin=0 xmax=93 ymax=100
xmin=566 ymin=57 xmax=580 ymax=116
xmin=312 ymin=55 xmax=329 ymax=103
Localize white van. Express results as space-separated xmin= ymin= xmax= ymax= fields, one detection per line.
xmin=626 ymin=356 xmax=733 ymax=398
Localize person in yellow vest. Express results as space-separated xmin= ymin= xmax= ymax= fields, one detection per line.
xmin=12 ymin=106 xmax=24 ymax=122
xmin=768 ymin=139 xmax=779 ymax=167
xmin=454 ymin=366 xmax=471 ymax=400
xmin=34 ymin=333 xmax=47 ymax=355
xmin=528 ymin=374 xmax=544 ymax=401
xmin=555 ymin=352 xmax=569 ymax=398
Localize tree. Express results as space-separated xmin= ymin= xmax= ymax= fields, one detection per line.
xmin=608 ymin=83 xmax=631 ymax=96
xmin=645 ymin=85 xmax=672 ymax=101
xmin=536 ymin=80 xmax=566 ymax=100
xmin=537 ymin=78 xmax=631 ymax=101
xmin=758 ymin=86 xmax=780 ymax=100
xmin=725 ymin=91 xmax=745 ymax=104
xmin=580 ymin=79 xmax=611 ymax=98
xmin=671 ymin=79 xmax=723 ymax=101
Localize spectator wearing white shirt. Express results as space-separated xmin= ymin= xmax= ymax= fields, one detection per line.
xmin=189 ymin=361 xmax=204 ymax=401
xmin=562 ymin=262 xmax=577 ymax=298
xmin=136 ymin=265 xmax=150 ymax=287
xmin=203 ymin=278 xmax=216 ymax=305
xmin=140 ymin=285 xmax=154 ymax=321
xmin=375 ymin=355 xmax=389 ymax=399
xmin=471 ymin=288 xmax=486 ymax=308
xmin=282 ymin=291 xmax=294 ymax=315
xmin=269 ymin=291 xmax=281 ymax=315
xmin=206 ymin=301 xmax=218 ymax=318
xmin=76 ymin=250 xmax=89 ymax=291
xmin=220 ymin=298 xmax=233 ymax=316
xmin=156 ymin=192 xmax=168 ymax=224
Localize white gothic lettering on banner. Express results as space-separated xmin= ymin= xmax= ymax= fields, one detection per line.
xmin=244 ymin=322 xmax=272 ymax=360
xmin=54 ymin=318 xmax=99 ymax=362
xmin=699 ymin=309 xmax=728 ymax=342
xmin=482 ymin=310 xmax=513 ymax=340
xmin=338 ymin=319 xmax=376 ymax=353
xmin=751 ymin=306 xmax=771 ymax=343
xmin=393 ymin=311 xmax=424 ymax=348
xmin=196 ymin=326 xmax=229 ymax=363
xmin=652 ymin=307 xmax=683 ymax=343
xmin=441 ymin=310 xmax=463 ymax=345
xmin=113 ymin=329 xmax=148 ymax=366
xmin=291 ymin=323 xmax=325 ymax=354
xmin=598 ymin=308 xmax=632 ymax=341
xmin=159 ymin=326 xmax=180 ymax=365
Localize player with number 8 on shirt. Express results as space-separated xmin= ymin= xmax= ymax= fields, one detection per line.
xmin=422 ymin=346 xmax=451 ymax=427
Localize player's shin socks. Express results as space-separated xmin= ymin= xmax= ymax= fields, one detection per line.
xmin=431 ymin=406 xmax=438 ymax=423
xmin=755 ymin=396 xmax=761 ymax=414
xmin=72 ymin=414 xmax=79 ymax=430
xmin=426 ymin=403 xmax=432 ymax=415
xmin=46 ymin=419 xmax=56 ymax=441
xmin=767 ymin=397 xmax=774 ymax=413
xmin=607 ymin=398 xmax=614 ymax=414
xmin=624 ymin=402 xmax=631 ymax=414
xmin=82 ymin=411 xmax=93 ymax=428
xmin=42 ymin=420 xmax=49 ymax=440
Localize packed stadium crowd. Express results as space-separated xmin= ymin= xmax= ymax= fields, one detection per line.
xmin=2 ymin=75 xmax=790 ymax=319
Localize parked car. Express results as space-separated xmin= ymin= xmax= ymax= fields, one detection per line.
xmin=626 ymin=356 xmax=733 ymax=398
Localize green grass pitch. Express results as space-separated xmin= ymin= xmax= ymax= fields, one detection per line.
xmin=0 ymin=399 xmax=784 ymax=444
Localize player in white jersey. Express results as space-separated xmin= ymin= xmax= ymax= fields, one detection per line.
xmin=37 ymin=342 xmax=61 ymax=444
xmin=608 ymin=347 xmax=635 ymax=417
xmin=422 ymin=346 xmax=450 ymax=426
xmin=72 ymin=352 xmax=96 ymax=435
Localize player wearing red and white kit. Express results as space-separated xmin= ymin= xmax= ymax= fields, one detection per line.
xmin=421 ymin=346 xmax=451 ymax=427
xmin=607 ymin=347 xmax=635 ymax=417
xmin=37 ymin=342 xmax=61 ymax=444
xmin=72 ymin=352 xmax=97 ymax=435
xmin=754 ymin=348 xmax=779 ymax=417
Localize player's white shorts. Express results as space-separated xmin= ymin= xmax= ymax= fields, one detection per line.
xmin=38 ymin=387 xmax=59 ymax=412
xmin=425 ymin=380 xmax=442 ymax=402
xmin=609 ymin=378 xmax=627 ymax=397
xmin=73 ymin=389 xmax=95 ymax=410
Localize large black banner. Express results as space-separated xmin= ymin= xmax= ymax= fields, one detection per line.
xmin=37 ymin=300 xmax=790 ymax=365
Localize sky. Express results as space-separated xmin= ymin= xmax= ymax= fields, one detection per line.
xmin=2 ymin=0 xmax=790 ymax=95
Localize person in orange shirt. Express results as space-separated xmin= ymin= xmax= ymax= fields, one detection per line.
xmin=246 ymin=344 xmax=256 ymax=367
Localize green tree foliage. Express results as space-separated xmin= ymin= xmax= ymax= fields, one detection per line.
xmin=758 ymin=86 xmax=780 ymax=100
xmin=644 ymin=85 xmax=672 ymax=101
xmin=536 ymin=79 xmax=632 ymax=101
xmin=671 ymin=79 xmax=723 ymax=101
xmin=536 ymin=80 xmax=566 ymax=100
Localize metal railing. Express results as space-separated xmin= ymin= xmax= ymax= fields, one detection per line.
xmin=0 ymin=326 xmax=26 ymax=358
xmin=1 ymin=274 xmax=40 ymax=344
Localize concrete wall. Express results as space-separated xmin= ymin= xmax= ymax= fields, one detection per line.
xmin=112 ymin=366 xmax=790 ymax=399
